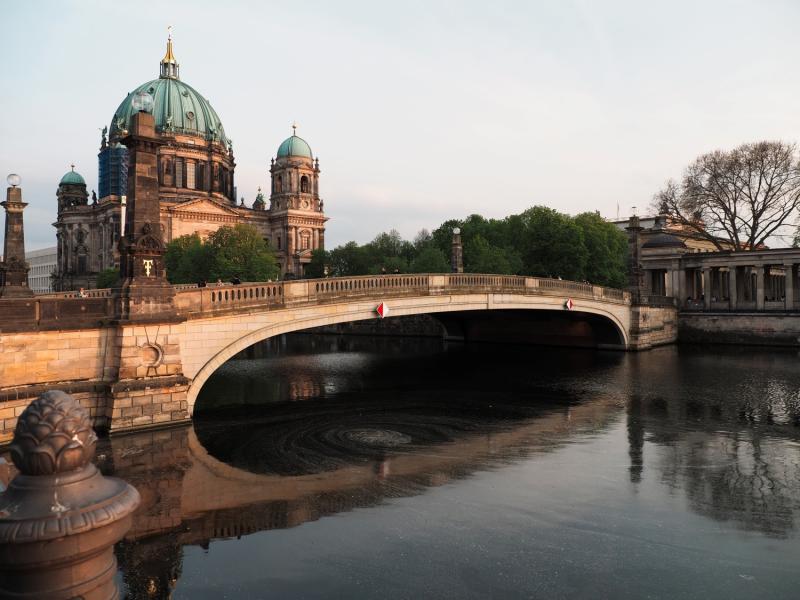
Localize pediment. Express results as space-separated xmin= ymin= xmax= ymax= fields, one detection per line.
xmin=167 ymin=197 xmax=241 ymax=216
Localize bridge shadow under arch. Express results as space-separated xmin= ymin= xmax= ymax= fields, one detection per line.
xmin=186 ymin=307 xmax=628 ymax=415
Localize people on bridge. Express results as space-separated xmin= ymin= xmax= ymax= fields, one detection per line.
xmin=230 ymin=275 xmax=241 ymax=285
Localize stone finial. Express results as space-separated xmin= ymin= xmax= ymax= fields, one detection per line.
xmin=0 ymin=391 xmax=139 ymax=599
xmin=9 ymin=390 xmax=97 ymax=476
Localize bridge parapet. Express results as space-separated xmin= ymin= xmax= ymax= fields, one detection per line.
xmin=172 ymin=274 xmax=630 ymax=319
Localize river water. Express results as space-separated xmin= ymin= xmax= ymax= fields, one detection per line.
xmin=102 ymin=334 xmax=800 ymax=599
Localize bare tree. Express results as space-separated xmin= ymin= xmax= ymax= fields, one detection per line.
xmin=654 ymin=141 xmax=800 ymax=250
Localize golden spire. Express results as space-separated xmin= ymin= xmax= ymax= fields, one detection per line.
xmin=162 ymin=25 xmax=176 ymax=64
xmin=160 ymin=26 xmax=179 ymax=79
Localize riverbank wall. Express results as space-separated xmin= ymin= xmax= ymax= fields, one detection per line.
xmin=678 ymin=313 xmax=800 ymax=347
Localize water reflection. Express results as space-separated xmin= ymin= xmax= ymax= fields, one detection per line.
xmin=32 ymin=338 xmax=800 ymax=597
xmin=626 ymin=347 xmax=800 ymax=539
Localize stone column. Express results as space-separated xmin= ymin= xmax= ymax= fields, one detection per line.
xmin=755 ymin=265 xmax=765 ymax=310
xmin=728 ymin=265 xmax=737 ymax=310
xmin=116 ymin=109 xmax=177 ymax=319
xmin=451 ymin=228 xmax=464 ymax=273
xmin=784 ymin=262 xmax=794 ymax=310
xmin=0 ymin=182 xmax=33 ymax=297
xmin=625 ymin=215 xmax=644 ymax=304
xmin=702 ymin=267 xmax=711 ymax=309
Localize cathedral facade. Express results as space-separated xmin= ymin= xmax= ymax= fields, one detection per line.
xmin=54 ymin=35 xmax=327 ymax=290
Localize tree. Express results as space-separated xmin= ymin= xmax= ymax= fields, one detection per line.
xmin=207 ymin=224 xmax=279 ymax=282
xmin=95 ymin=268 xmax=120 ymax=289
xmin=305 ymin=248 xmax=329 ymax=278
xmin=410 ymin=246 xmax=449 ymax=273
xmin=573 ymin=212 xmax=627 ymax=287
xmin=519 ymin=207 xmax=587 ymax=280
xmin=165 ymin=233 xmax=209 ymax=284
xmin=465 ymin=235 xmax=514 ymax=274
xmin=329 ymin=241 xmax=371 ymax=276
xmin=165 ymin=226 xmax=279 ymax=284
xmin=654 ymin=141 xmax=800 ymax=250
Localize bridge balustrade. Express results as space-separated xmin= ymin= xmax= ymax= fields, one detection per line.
xmin=446 ymin=274 xmax=525 ymax=289
xmin=0 ymin=274 xmax=631 ymax=330
xmin=35 ymin=289 xmax=113 ymax=299
xmin=310 ymin=275 xmax=430 ymax=300
xmin=175 ymin=282 xmax=285 ymax=314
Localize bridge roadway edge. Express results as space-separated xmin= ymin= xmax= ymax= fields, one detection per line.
xmin=0 ymin=274 xmax=667 ymax=443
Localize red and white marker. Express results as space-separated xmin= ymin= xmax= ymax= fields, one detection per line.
xmin=376 ymin=302 xmax=389 ymax=318
xmin=564 ymin=298 xmax=574 ymax=310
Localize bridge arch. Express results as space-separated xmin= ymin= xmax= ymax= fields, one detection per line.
xmin=184 ymin=296 xmax=630 ymax=415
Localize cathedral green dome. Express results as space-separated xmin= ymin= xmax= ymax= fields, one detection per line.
xmin=60 ymin=168 xmax=85 ymax=186
xmin=277 ymin=135 xmax=312 ymax=159
xmin=109 ymin=77 xmax=228 ymax=146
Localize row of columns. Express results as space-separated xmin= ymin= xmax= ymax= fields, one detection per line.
xmin=648 ymin=263 xmax=798 ymax=311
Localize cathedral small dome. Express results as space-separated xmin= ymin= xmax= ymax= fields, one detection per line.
xmin=277 ymin=135 xmax=312 ymax=159
xmin=60 ymin=168 xmax=85 ymax=186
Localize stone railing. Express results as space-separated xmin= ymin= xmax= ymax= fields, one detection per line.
xmin=0 ymin=275 xmax=631 ymax=330
xmin=640 ymin=295 xmax=678 ymax=308
xmin=35 ymin=288 xmax=113 ymax=299
xmin=174 ymin=281 xmax=284 ymax=314
xmin=172 ymin=274 xmax=630 ymax=318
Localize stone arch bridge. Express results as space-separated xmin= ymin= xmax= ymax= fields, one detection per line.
xmin=0 ymin=274 xmax=676 ymax=442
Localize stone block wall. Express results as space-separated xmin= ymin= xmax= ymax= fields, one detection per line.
xmin=679 ymin=313 xmax=800 ymax=346
xmin=629 ymin=305 xmax=679 ymax=350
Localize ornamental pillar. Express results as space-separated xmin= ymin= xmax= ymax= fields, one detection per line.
xmin=116 ymin=109 xmax=177 ymax=319
xmin=0 ymin=178 xmax=33 ymax=298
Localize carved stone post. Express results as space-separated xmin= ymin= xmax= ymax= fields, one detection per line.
xmin=116 ymin=110 xmax=176 ymax=320
xmin=0 ymin=391 xmax=140 ymax=599
xmin=625 ymin=215 xmax=644 ymax=304
xmin=451 ymin=227 xmax=464 ymax=273
xmin=0 ymin=179 xmax=33 ymax=298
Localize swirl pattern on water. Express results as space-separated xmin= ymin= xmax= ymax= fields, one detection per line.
xmin=193 ymin=395 xmax=564 ymax=476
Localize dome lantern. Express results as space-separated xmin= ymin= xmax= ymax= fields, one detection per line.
xmin=160 ymin=26 xmax=179 ymax=80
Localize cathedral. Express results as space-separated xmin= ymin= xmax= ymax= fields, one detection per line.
xmin=54 ymin=34 xmax=327 ymax=290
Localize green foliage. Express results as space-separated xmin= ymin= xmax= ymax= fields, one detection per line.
xmin=165 ymin=233 xmax=209 ymax=284
xmin=207 ymin=224 xmax=279 ymax=282
xmin=323 ymin=206 xmax=628 ymax=288
xmin=329 ymin=241 xmax=372 ymax=276
xmin=410 ymin=246 xmax=450 ymax=273
xmin=573 ymin=212 xmax=628 ymax=288
xmin=165 ymin=225 xmax=279 ymax=284
xmin=95 ymin=268 xmax=120 ymax=289
xmin=519 ymin=206 xmax=587 ymax=280
xmin=305 ymin=248 xmax=329 ymax=278
xmin=464 ymin=235 xmax=514 ymax=274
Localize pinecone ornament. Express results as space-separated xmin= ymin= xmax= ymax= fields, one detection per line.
xmin=9 ymin=390 xmax=97 ymax=475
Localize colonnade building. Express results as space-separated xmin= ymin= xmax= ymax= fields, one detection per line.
xmin=53 ymin=34 xmax=327 ymax=290
xmin=637 ymin=223 xmax=800 ymax=312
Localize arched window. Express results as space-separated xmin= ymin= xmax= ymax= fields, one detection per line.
xmin=275 ymin=176 xmax=283 ymax=193
xmin=300 ymin=175 xmax=309 ymax=193
xmin=300 ymin=230 xmax=310 ymax=250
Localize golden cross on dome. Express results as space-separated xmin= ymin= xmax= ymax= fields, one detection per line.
xmin=292 ymin=121 xmax=297 ymax=135
xmin=168 ymin=25 xmax=173 ymax=41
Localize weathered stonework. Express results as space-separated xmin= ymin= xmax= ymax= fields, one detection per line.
xmin=679 ymin=312 xmax=800 ymax=346
xmin=0 ymin=274 xmax=667 ymax=443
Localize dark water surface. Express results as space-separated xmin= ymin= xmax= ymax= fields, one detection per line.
xmin=103 ymin=335 xmax=800 ymax=599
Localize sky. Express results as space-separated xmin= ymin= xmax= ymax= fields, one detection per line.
xmin=3 ymin=0 xmax=800 ymax=250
